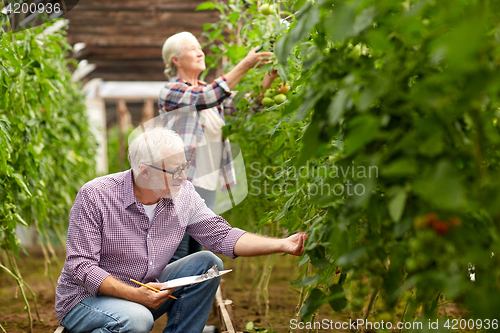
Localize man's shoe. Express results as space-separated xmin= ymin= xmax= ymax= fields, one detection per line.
xmin=202 ymin=325 xmax=217 ymax=333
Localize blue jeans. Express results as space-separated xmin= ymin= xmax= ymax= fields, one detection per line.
xmin=61 ymin=251 xmax=223 ymax=333
xmin=170 ymin=186 xmax=217 ymax=263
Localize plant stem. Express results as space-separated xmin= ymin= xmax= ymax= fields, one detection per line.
xmin=399 ymin=292 xmax=413 ymax=333
xmin=53 ymin=224 xmax=66 ymax=248
xmin=6 ymin=250 xmax=41 ymax=322
xmin=0 ymin=262 xmax=33 ymax=333
xmin=288 ymin=286 xmax=306 ymax=333
xmin=36 ymin=232 xmax=57 ymax=290
xmin=256 ymin=254 xmax=273 ymax=309
xmin=363 ymin=288 xmax=379 ymax=323
xmin=247 ymin=257 xmax=260 ymax=303
xmin=263 ymin=253 xmax=275 ymax=324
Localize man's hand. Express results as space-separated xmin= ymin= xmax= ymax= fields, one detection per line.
xmin=135 ymin=283 xmax=175 ymax=310
xmin=98 ymin=276 xmax=176 ymax=310
xmin=233 ymin=232 xmax=309 ymax=257
xmin=280 ymin=232 xmax=308 ymax=256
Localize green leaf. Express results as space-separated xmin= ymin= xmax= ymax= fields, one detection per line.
xmin=276 ymin=63 xmax=289 ymax=84
xmin=385 ymin=244 xmax=408 ymax=304
xmin=323 ymin=2 xmax=355 ymax=42
xmin=295 ymin=120 xmax=320 ymax=167
xmin=324 ymin=2 xmax=377 ymax=42
xmin=0 ymin=64 xmax=10 ymax=78
xmin=351 ymin=176 xmax=375 ymax=208
xmin=276 ymin=2 xmax=319 ymax=65
xmin=353 ymin=6 xmax=377 ymax=35
xmin=294 ymin=0 xmax=307 ymax=11
xmin=344 ymin=115 xmax=379 ymax=155
xmin=328 ymin=284 xmax=348 ymax=312
xmin=13 ymin=213 xmax=28 ymax=227
xmin=12 ymin=173 xmax=32 ymax=197
xmin=195 ymin=1 xmax=215 ymax=11
xmin=291 ymin=275 xmax=320 ymax=286
xmin=300 ymin=288 xmax=325 ymax=320
xmin=388 ymin=187 xmax=407 ymax=222
xmin=414 ymin=160 xmax=465 ymax=210
xmin=233 ymin=90 xmax=248 ymax=109
xmin=381 ymin=158 xmax=417 ymax=177
xmin=337 ymin=247 xmax=366 ymax=266
xmin=327 ymin=88 xmax=348 ymax=125
xmin=0 ymin=116 xmax=12 ymax=143
xmin=299 ymin=254 xmax=310 ymax=267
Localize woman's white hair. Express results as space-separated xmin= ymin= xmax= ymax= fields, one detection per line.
xmin=162 ymin=31 xmax=198 ymax=80
xmin=128 ymin=127 xmax=185 ymax=174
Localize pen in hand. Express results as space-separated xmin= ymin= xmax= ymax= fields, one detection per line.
xmin=130 ymin=279 xmax=177 ymax=299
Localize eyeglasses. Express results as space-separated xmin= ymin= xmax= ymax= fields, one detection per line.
xmin=146 ymin=162 xmax=190 ymax=180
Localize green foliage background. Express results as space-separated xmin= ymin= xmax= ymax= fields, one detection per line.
xmin=200 ymin=0 xmax=500 ymax=326
xmin=0 ymin=20 xmax=96 ymax=257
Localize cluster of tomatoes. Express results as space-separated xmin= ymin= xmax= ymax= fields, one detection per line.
xmin=262 ymin=82 xmax=290 ymax=107
xmin=259 ymin=3 xmax=276 ymax=15
xmin=404 ymin=214 xmax=462 ymax=273
xmin=413 ymin=213 xmax=461 ymax=236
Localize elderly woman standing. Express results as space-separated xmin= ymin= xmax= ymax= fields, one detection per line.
xmin=160 ymin=32 xmax=277 ymax=262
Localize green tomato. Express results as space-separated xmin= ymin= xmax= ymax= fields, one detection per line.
xmin=262 ymin=97 xmax=275 ymax=107
xmin=274 ymin=94 xmax=287 ymax=104
xmin=405 ymin=257 xmax=418 ymax=272
xmin=416 ymin=253 xmax=430 ymax=268
xmin=264 ymin=89 xmax=276 ymax=98
xmin=409 ymin=238 xmax=422 ymax=252
xmin=260 ymin=4 xmax=274 ymax=15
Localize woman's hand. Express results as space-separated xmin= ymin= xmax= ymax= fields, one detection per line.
xmin=224 ymin=46 xmax=274 ymax=90
xmin=262 ymin=68 xmax=280 ymax=89
xmin=241 ymin=46 xmax=275 ymax=70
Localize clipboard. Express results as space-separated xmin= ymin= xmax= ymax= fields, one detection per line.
xmin=161 ymin=269 xmax=232 ymax=289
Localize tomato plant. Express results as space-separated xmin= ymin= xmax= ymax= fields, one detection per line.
xmin=0 ymin=19 xmax=96 ymax=330
xmin=200 ymin=0 xmax=500 ymax=325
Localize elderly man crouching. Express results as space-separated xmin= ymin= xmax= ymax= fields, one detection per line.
xmin=55 ymin=127 xmax=307 ymax=333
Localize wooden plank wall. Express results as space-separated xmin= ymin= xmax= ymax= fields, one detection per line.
xmin=66 ymin=0 xmax=220 ymax=81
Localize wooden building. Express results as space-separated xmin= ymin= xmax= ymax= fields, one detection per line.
xmin=65 ymin=0 xmax=220 ymax=82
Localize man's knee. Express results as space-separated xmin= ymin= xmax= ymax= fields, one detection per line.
xmin=112 ymin=306 xmax=154 ymax=333
xmin=196 ymin=251 xmax=223 ymax=271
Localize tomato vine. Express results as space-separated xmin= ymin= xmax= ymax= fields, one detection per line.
xmin=200 ymin=0 xmax=500 ymax=324
xmin=0 ymin=19 xmax=96 ymax=331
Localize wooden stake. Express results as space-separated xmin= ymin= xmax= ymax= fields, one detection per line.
xmin=117 ymin=99 xmax=132 ymax=170
xmin=141 ymin=99 xmax=154 ymax=124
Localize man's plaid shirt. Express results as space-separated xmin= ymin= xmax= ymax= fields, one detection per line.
xmin=159 ymin=76 xmax=237 ymax=190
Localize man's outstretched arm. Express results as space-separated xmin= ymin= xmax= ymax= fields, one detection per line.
xmin=233 ymin=232 xmax=308 ymax=257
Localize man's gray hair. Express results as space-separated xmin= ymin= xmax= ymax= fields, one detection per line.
xmin=128 ymin=127 xmax=185 ymax=174
xmin=161 ymin=31 xmax=198 ymax=80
